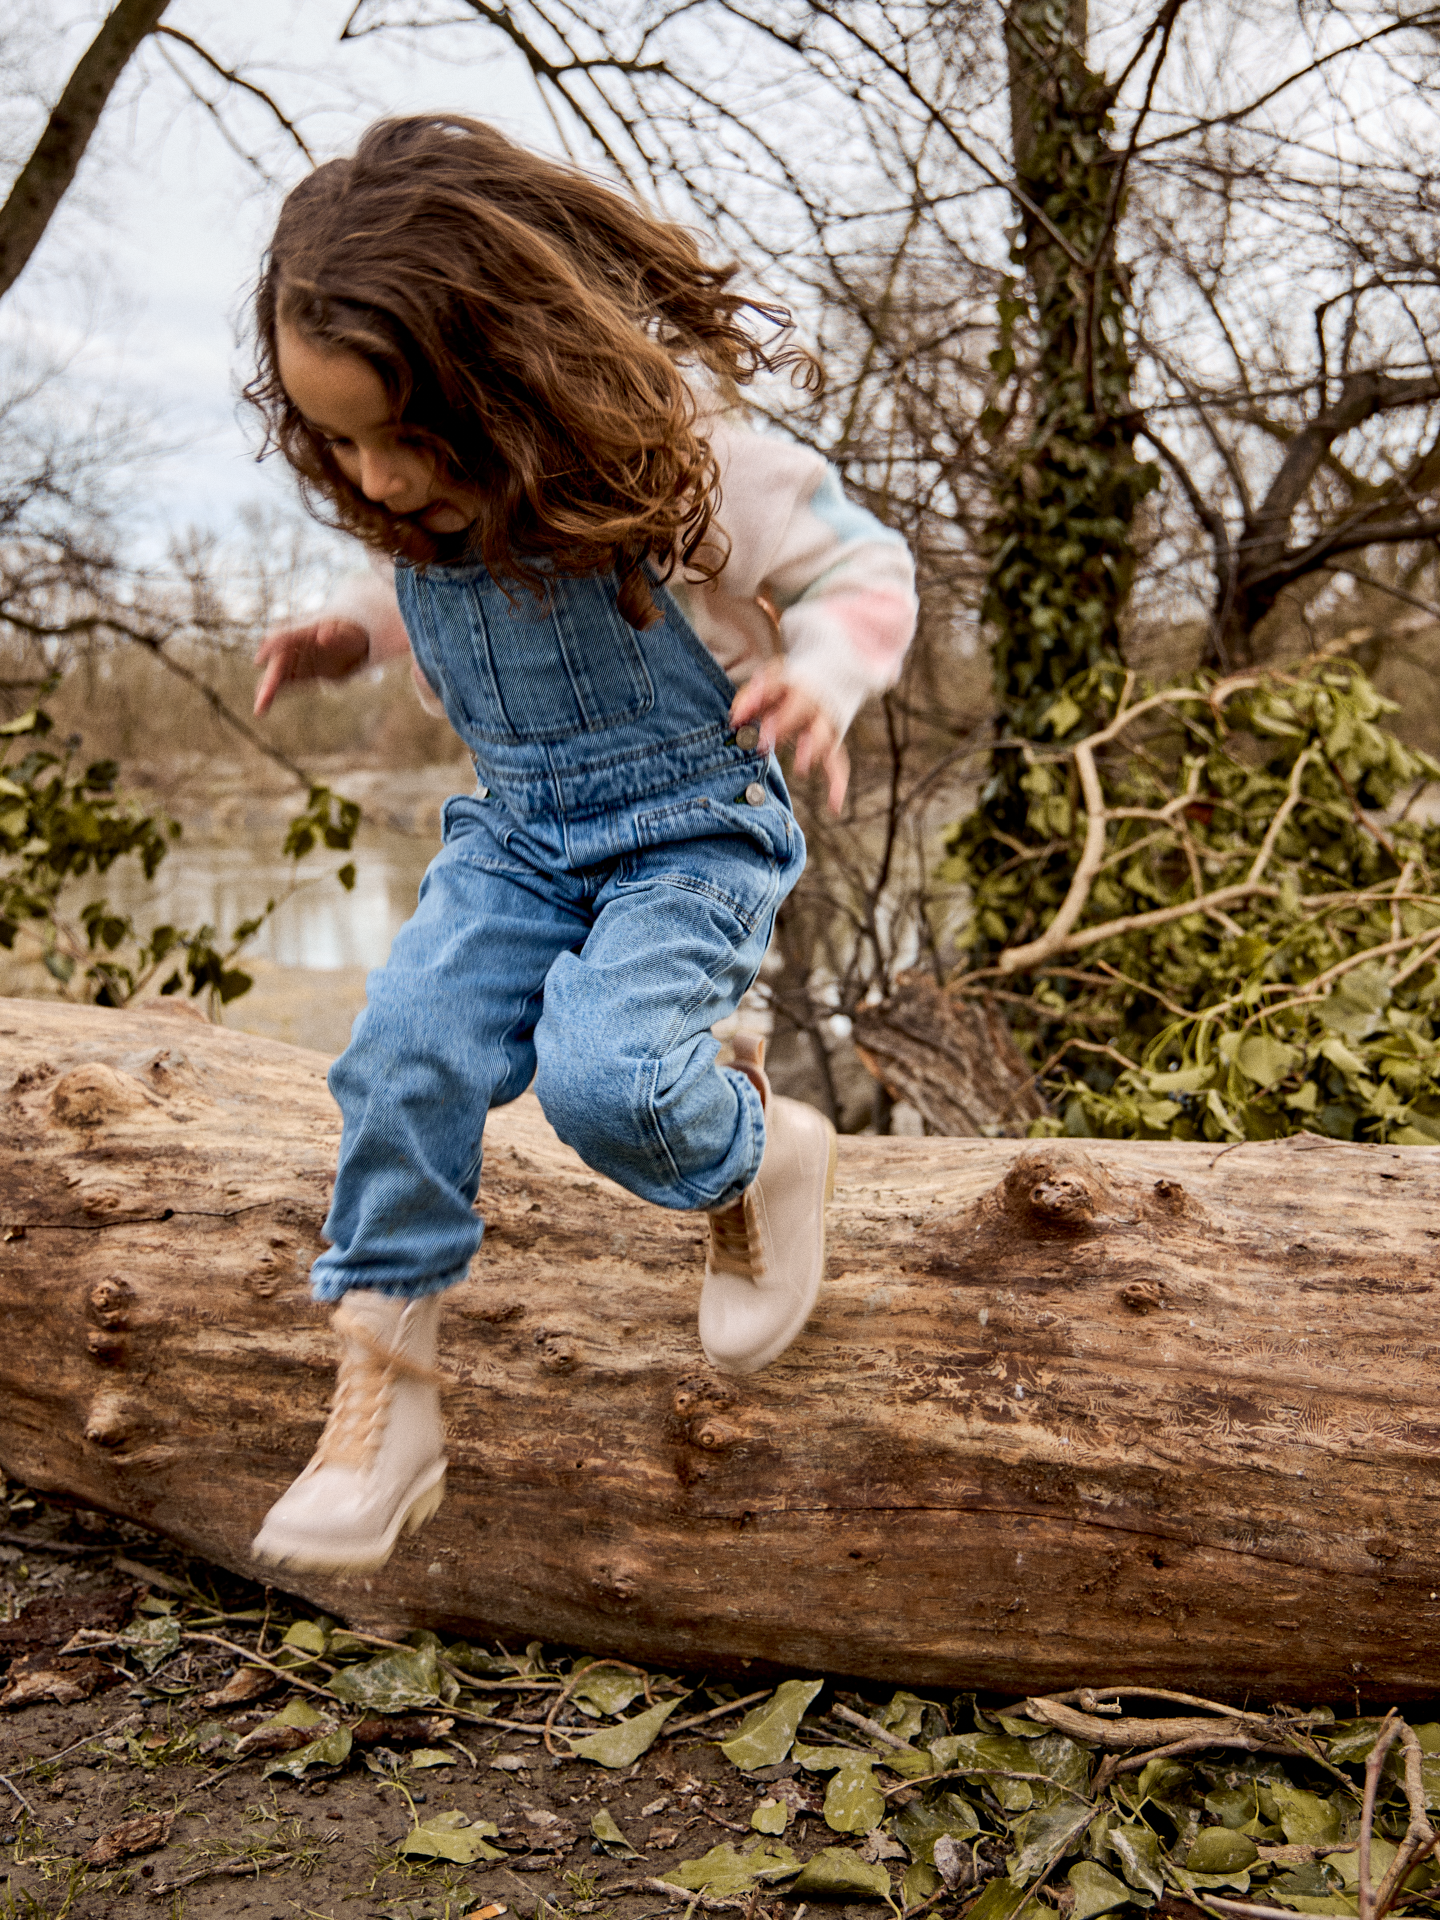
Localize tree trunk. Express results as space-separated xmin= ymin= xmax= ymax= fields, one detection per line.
xmin=0 ymin=999 xmax=1437 ymax=1699
xmin=0 ymin=0 xmax=174 ymax=303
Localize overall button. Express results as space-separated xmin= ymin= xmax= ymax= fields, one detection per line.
xmin=474 ymin=784 xmax=490 ymax=799
xmin=734 ymin=724 xmax=760 ymax=751
xmin=744 ymin=782 xmax=766 ymax=807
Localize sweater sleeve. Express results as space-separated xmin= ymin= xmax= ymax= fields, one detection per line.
xmin=325 ymin=557 xmax=445 ymax=714
xmin=703 ymin=417 xmax=918 ymax=737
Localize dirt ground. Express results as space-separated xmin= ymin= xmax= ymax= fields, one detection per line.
xmin=0 ymin=1480 xmax=908 ymax=1920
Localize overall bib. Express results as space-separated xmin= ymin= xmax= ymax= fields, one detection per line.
xmin=309 ymin=561 xmax=806 ymax=1303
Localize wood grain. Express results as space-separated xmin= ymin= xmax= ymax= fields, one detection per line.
xmin=0 ymin=999 xmax=1436 ymax=1697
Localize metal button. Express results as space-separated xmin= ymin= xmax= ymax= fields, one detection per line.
xmin=475 ymin=784 xmax=489 ymax=799
xmin=734 ymin=724 xmax=760 ymax=751
xmin=744 ymin=782 xmax=766 ymax=807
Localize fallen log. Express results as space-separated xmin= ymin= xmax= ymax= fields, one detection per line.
xmin=0 ymin=998 xmax=1437 ymax=1700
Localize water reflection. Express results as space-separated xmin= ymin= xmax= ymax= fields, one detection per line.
xmin=81 ymin=835 xmax=439 ymax=973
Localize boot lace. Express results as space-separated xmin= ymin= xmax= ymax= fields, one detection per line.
xmin=707 ymin=1192 xmax=766 ymax=1280
xmin=313 ymin=1305 xmax=442 ymax=1472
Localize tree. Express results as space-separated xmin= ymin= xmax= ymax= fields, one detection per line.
xmin=4 ymin=995 xmax=1440 ymax=1696
xmin=345 ymin=1 xmax=1440 ymax=1131
xmin=0 ymin=0 xmax=312 ymax=304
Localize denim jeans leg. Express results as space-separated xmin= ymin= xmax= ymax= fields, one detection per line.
xmin=532 ymin=824 xmax=804 ymax=1212
xmin=311 ymin=812 xmax=589 ymax=1303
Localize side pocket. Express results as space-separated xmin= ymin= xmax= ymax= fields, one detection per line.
xmin=628 ymin=796 xmax=788 ymax=934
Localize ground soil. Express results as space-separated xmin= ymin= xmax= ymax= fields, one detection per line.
xmin=0 ymin=1485 xmax=861 ymax=1920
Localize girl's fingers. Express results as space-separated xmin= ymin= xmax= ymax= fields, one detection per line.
xmin=728 ymin=667 xmax=847 ymax=806
xmin=757 ymin=687 xmax=818 ymax=756
xmin=729 ymin=663 xmax=788 ymax=728
xmin=253 ymin=620 xmax=369 ymax=714
xmin=823 ymin=738 xmax=850 ymax=813
xmin=253 ymin=649 xmax=297 ymax=716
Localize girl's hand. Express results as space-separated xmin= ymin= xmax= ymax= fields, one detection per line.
xmin=253 ymin=618 xmax=370 ymax=716
xmin=731 ymin=662 xmax=850 ymax=814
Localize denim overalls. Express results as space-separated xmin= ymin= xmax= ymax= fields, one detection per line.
xmin=309 ymin=561 xmax=806 ymax=1303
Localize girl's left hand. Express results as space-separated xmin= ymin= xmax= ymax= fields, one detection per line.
xmin=731 ymin=663 xmax=850 ymax=814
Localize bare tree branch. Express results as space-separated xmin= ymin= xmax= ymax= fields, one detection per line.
xmin=153 ymin=28 xmax=315 ymax=163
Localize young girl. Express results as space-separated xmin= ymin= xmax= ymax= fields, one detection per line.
xmin=245 ymin=115 xmax=916 ymax=1575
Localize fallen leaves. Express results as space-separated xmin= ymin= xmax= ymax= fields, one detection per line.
xmin=398 ymin=1810 xmax=504 ymax=1864
xmin=565 ymin=1695 xmax=685 ymax=1768
xmin=720 ymin=1678 xmax=822 ymax=1771
xmin=199 ymin=1664 xmax=275 ymax=1709
xmin=9 ymin=1506 xmax=1440 ymax=1920
xmin=0 ymin=1651 xmax=112 ymax=1709
xmin=83 ymin=1808 xmax=173 ymax=1866
xmin=327 ymin=1640 xmax=456 ymax=1713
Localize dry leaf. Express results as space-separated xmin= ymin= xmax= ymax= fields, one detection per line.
xmin=85 ymin=1811 xmax=174 ymax=1867
xmin=0 ymin=1654 xmax=109 ymax=1710
xmin=200 ymin=1666 xmax=276 ymax=1709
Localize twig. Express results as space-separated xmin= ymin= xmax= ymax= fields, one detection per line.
xmin=146 ymin=1850 xmax=302 ymax=1896
xmin=0 ymin=1531 xmax=112 ymax=1555
xmin=153 ymin=27 xmax=313 ymax=160
xmin=14 ymin=1711 xmax=143 ymax=1776
xmin=998 ymin=694 xmax=1113 ymax=972
xmin=0 ymin=1771 xmax=37 ymax=1817
xmin=1098 ymin=1733 xmax=1304 ymax=1789
xmin=1248 ymin=749 xmax=1316 ymax=884
xmin=1012 ymin=1685 xmax=1271 ymax=1718
xmin=666 ymin=1688 xmax=772 ymax=1736
xmin=645 ymin=1877 xmax=749 ymax=1912
xmin=831 ymin=1702 xmax=917 ymax=1752
xmin=1200 ymin=1898 xmax=1310 ymax=1920
xmin=1362 ymin=1713 xmax=1438 ymax=1920
xmin=113 ymin=1555 xmax=196 ymax=1597
xmin=180 ymin=1632 xmax=337 ymax=1705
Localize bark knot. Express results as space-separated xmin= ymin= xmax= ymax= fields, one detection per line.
xmin=50 ymin=1063 xmax=150 ymax=1128
xmin=999 ymin=1145 xmax=1114 ymax=1234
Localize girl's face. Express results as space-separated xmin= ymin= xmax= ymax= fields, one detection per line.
xmin=276 ymin=324 xmax=480 ymax=533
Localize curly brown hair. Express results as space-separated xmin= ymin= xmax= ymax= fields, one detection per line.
xmin=246 ymin=115 xmax=818 ymax=628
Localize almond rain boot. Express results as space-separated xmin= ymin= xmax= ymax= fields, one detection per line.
xmin=698 ymin=1033 xmax=838 ymax=1375
xmin=251 ymin=1288 xmax=447 ymax=1574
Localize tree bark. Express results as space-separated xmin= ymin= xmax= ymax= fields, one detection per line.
xmin=0 ymin=0 xmax=174 ymax=303
xmin=852 ymin=974 xmax=1048 ymax=1135
xmin=0 ymin=999 xmax=1438 ymax=1699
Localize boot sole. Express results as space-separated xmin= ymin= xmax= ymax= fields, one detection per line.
xmin=251 ymin=1464 xmax=447 ymax=1575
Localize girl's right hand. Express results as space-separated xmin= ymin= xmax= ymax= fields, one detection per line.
xmin=253 ymin=618 xmax=370 ymax=716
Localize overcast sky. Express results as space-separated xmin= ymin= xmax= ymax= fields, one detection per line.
xmin=2 ymin=0 xmax=559 ymax=550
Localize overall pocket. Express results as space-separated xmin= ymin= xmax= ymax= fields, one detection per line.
xmin=628 ymin=769 xmax=802 ymax=934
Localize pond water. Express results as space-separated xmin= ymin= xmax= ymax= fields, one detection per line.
xmin=88 ymin=834 xmax=440 ymax=973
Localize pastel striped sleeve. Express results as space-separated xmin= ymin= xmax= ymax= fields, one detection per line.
xmin=763 ymin=465 xmax=917 ymax=736
xmin=702 ymin=413 xmax=917 ymax=736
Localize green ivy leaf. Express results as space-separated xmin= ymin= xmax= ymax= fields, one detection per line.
xmin=566 ymin=1695 xmax=684 ymax=1768
xmin=721 ymin=1679 xmax=823 ymax=1770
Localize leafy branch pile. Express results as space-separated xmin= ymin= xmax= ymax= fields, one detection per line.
xmin=943 ymin=656 xmax=1440 ymax=1143
xmin=0 ymin=703 xmax=360 ymax=1013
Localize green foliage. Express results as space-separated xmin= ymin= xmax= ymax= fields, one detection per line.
xmin=943 ymin=659 xmax=1440 ymax=1144
xmin=0 ymin=706 xmax=361 ymax=1012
